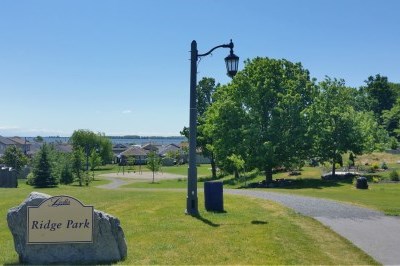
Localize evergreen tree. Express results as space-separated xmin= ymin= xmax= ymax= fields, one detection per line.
xmin=32 ymin=143 xmax=58 ymax=187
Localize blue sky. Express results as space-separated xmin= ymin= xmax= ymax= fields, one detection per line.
xmin=1 ymin=0 xmax=399 ymax=137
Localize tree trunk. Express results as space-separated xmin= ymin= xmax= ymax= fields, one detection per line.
xmin=210 ymin=153 xmax=217 ymax=179
xmin=265 ymin=166 xmax=273 ymax=184
xmin=78 ymin=172 xmax=82 ymax=186
xmin=234 ymin=169 xmax=239 ymax=180
xmin=332 ymin=156 xmax=336 ymax=177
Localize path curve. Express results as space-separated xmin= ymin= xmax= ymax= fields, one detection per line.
xmin=97 ymin=175 xmax=400 ymax=265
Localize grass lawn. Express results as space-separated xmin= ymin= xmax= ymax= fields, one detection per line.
xmin=0 ymin=183 xmax=377 ymax=265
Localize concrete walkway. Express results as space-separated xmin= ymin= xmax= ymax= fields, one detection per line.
xmin=226 ymin=189 xmax=400 ymax=266
xmin=97 ymin=175 xmax=400 ymax=265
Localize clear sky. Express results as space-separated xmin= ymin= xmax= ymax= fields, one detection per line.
xmin=1 ymin=0 xmax=399 ymax=137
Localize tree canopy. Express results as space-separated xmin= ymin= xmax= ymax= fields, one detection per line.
xmin=205 ymin=57 xmax=316 ymax=182
xmin=70 ymin=129 xmax=113 ymax=164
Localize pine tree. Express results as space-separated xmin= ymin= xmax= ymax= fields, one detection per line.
xmin=32 ymin=143 xmax=58 ymax=187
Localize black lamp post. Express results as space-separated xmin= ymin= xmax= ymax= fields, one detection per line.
xmin=186 ymin=39 xmax=239 ymax=216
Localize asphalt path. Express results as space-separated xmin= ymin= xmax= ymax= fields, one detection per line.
xmin=98 ymin=175 xmax=400 ymax=265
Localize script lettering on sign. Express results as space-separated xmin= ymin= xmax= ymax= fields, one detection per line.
xmin=27 ymin=195 xmax=93 ymax=244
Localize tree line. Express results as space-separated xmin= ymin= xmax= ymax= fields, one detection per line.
xmin=1 ymin=130 xmax=113 ymax=188
xmin=182 ymin=57 xmax=400 ymax=183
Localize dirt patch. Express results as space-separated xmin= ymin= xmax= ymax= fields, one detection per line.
xmin=99 ymin=171 xmax=185 ymax=181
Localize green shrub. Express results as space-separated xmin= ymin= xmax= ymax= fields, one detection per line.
xmin=372 ymin=177 xmax=381 ymax=183
xmin=26 ymin=172 xmax=35 ymax=185
xmin=371 ymin=163 xmax=379 ymax=170
xmin=380 ymin=162 xmax=388 ymax=170
xmin=389 ymin=170 xmax=399 ymax=181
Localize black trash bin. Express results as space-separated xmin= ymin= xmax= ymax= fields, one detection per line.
xmin=204 ymin=181 xmax=224 ymax=212
xmin=356 ymin=176 xmax=368 ymax=189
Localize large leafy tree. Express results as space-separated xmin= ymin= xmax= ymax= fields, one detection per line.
xmin=2 ymin=145 xmax=27 ymax=173
xmin=307 ymin=77 xmax=385 ymax=176
xmin=32 ymin=143 xmax=58 ymax=187
xmin=70 ymin=129 xmax=113 ymax=165
xmin=206 ymin=57 xmax=316 ymax=183
xmin=181 ymin=77 xmax=219 ymax=178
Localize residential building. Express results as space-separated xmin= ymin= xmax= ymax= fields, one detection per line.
xmin=119 ymin=146 xmax=149 ymax=165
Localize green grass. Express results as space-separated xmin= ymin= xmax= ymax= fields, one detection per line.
xmin=159 ymin=164 xmax=212 ymax=177
xmin=0 ymin=183 xmax=377 ymax=265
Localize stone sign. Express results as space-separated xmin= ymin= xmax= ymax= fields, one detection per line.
xmin=7 ymin=192 xmax=127 ymax=264
xmin=27 ymin=195 xmax=93 ymax=244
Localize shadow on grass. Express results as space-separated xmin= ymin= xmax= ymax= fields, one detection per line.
xmin=251 ymin=220 xmax=268 ymax=225
xmin=223 ymin=171 xmax=260 ymax=186
xmin=192 ymin=213 xmax=221 ymax=227
xmin=241 ymin=177 xmax=354 ymax=190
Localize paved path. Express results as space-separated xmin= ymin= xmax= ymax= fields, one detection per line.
xmin=226 ymin=189 xmax=400 ymax=266
xmin=97 ymin=175 xmax=400 ymax=265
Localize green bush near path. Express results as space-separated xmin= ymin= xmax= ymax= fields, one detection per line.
xmin=0 ymin=183 xmax=377 ymax=265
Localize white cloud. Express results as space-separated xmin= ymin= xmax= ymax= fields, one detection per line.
xmin=122 ymin=110 xmax=132 ymax=114
xmin=0 ymin=125 xmax=20 ymax=130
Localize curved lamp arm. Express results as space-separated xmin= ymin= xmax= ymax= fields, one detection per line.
xmin=198 ymin=39 xmax=234 ymax=58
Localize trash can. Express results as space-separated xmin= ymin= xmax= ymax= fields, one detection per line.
xmin=204 ymin=181 xmax=224 ymax=212
xmin=356 ymin=176 xmax=368 ymax=189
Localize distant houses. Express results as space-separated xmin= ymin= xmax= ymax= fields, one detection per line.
xmin=0 ymin=135 xmax=209 ymax=166
xmin=0 ymin=136 xmax=31 ymax=156
xmin=0 ymin=136 xmax=73 ymax=158
xmin=113 ymin=142 xmax=209 ymax=166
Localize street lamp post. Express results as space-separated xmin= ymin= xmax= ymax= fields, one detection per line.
xmin=186 ymin=39 xmax=239 ymax=216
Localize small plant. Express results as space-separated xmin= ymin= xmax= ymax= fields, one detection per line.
xmin=380 ymin=162 xmax=388 ymax=170
xmin=372 ymin=177 xmax=381 ymax=183
xmin=371 ymin=163 xmax=379 ymax=170
xmin=389 ymin=170 xmax=400 ymax=181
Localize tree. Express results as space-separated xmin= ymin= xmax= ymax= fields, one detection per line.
xmin=181 ymin=77 xmax=219 ymax=179
xmin=360 ymin=74 xmax=396 ymax=122
xmin=2 ymin=145 xmax=27 ymax=173
xmin=227 ymin=154 xmax=245 ymax=180
xmin=382 ymin=98 xmax=400 ymax=141
xmin=32 ymin=143 xmax=58 ymax=187
xmin=208 ymin=57 xmax=316 ymax=183
xmin=33 ymin=136 xmax=44 ymax=142
xmin=203 ymin=95 xmax=247 ymax=178
xmin=307 ymin=77 xmax=380 ymax=176
xmin=89 ymin=150 xmax=102 ymax=180
xmin=72 ymin=146 xmax=85 ymax=186
xmin=70 ymin=129 xmax=113 ymax=165
xmin=146 ymin=151 xmax=161 ymax=183
xmin=60 ymin=160 xmax=74 ymax=184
